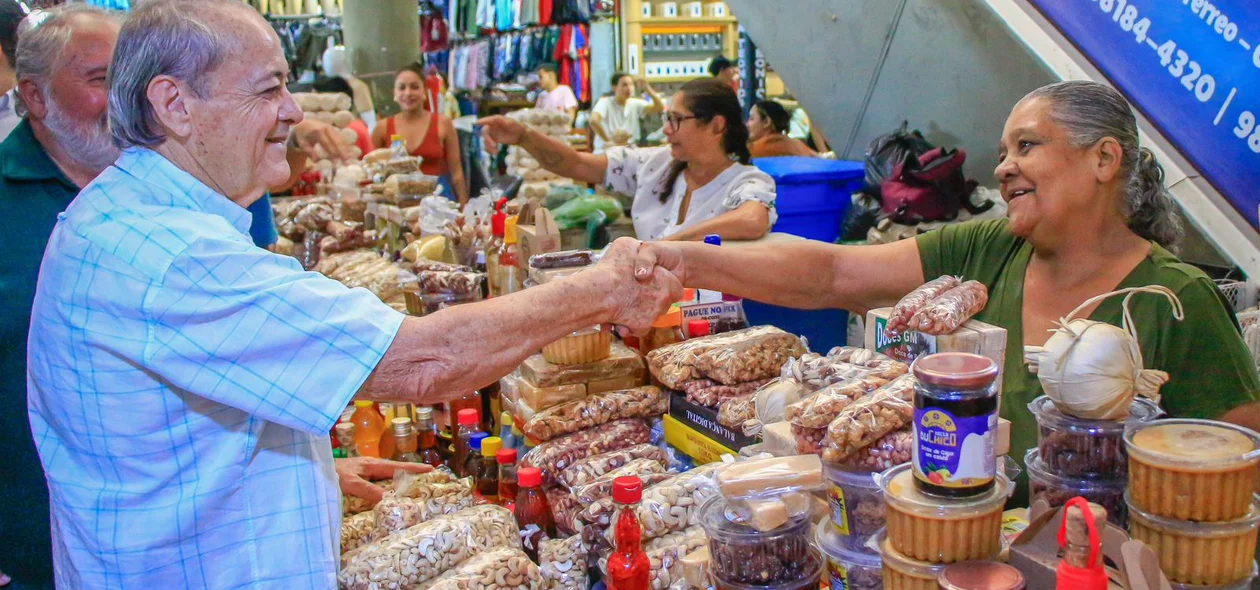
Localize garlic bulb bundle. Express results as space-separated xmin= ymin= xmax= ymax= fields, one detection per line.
xmin=1025 ymin=286 xmax=1184 ymax=420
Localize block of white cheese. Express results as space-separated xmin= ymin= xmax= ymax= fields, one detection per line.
xmin=717 ymin=455 xmax=823 ymax=499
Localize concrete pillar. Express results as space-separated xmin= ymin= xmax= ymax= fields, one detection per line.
xmin=342 ymin=0 xmax=419 ymax=115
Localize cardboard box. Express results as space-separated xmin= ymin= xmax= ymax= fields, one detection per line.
xmin=1010 ymin=501 xmax=1171 ymax=590
xmin=669 ymin=391 xmax=759 ymax=453
xmin=664 ymin=415 xmax=736 ymax=464
xmin=865 ymin=307 xmax=1009 ymax=391
xmin=515 ymin=202 xmax=561 ymax=272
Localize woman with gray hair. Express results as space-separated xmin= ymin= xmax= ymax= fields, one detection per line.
xmin=630 ymin=79 xmax=1260 ymax=494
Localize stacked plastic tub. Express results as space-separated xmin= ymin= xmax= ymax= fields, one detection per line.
xmin=1025 ymin=395 xmax=1163 ymax=528
xmin=816 ymin=464 xmax=886 ymax=590
xmin=1123 ymin=419 xmax=1260 ymax=589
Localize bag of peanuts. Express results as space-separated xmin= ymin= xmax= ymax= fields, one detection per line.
xmin=821 ymin=376 xmax=916 ymax=463
xmin=546 ymin=487 xmax=584 ymax=537
xmin=784 ymin=375 xmax=894 ymax=430
xmin=522 ymin=386 xmax=670 ymax=442
xmin=521 ymin=419 xmax=654 ymax=486
xmin=539 ymin=535 xmax=588 ymax=590
xmin=558 ymin=443 xmax=668 ymax=491
xmin=419 ymin=547 xmax=543 ymax=590
xmin=646 ymin=326 xmax=807 ymax=390
xmin=338 ymin=505 xmax=520 ymax=590
xmin=681 ymin=377 xmax=773 ymax=408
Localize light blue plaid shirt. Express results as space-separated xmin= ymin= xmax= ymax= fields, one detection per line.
xmin=26 ymin=148 xmax=405 ymax=589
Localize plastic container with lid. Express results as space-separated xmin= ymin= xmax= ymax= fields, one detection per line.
xmin=815 ymin=521 xmax=882 ymax=590
xmin=712 ymin=548 xmax=822 ymax=590
xmin=1168 ymin=562 xmax=1258 ymax=590
xmin=878 ymin=531 xmax=946 ymax=590
xmin=911 ymin=353 xmax=1000 ymax=498
xmin=542 ymin=326 xmax=613 ymax=365
xmin=823 ymin=462 xmax=885 ymax=551
xmin=640 ymin=308 xmax=684 ymax=355
xmin=1126 ymin=492 xmax=1260 ymax=586
xmin=878 ymin=461 xmax=1012 ymax=564
xmin=698 ymin=495 xmax=814 ymax=586
xmin=1028 ymin=395 xmax=1162 ymax=479
xmin=937 ymin=561 xmax=1025 ymax=590
xmin=1024 ymin=449 xmax=1128 ymax=528
xmin=1125 ymin=418 xmax=1260 ymax=522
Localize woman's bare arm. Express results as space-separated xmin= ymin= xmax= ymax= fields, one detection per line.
xmin=479 ymin=115 xmax=607 ymax=184
xmin=662 ymin=201 xmax=770 ymax=242
xmin=634 ymin=237 xmax=925 ymax=314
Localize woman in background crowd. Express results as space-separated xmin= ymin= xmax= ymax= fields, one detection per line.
xmin=372 ymin=63 xmax=469 ymax=204
xmin=481 ymin=78 xmax=776 ymax=242
xmin=747 ymin=99 xmax=816 ymax=158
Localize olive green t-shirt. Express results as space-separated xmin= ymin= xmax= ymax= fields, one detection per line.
xmin=916 ymin=219 xmax=1260 ymax=497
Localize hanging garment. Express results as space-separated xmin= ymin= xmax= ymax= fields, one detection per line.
xmin=539 ymin=0 xmax=554 ymax=26
xmin=496 ymin=0 xmax=513 ymax=31
xmin=421 ymin=14 xmax=450 ymax=53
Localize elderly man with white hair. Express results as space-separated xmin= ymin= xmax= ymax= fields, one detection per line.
xmin=26 ymin=0 xmax=681 ymax=587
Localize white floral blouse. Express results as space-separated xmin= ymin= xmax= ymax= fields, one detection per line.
xmin=605 ymin=146 xmax=777 ymax=241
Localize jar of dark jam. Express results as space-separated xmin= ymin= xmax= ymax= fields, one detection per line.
xmin=911 ymin=353 xmax=999 ymax=498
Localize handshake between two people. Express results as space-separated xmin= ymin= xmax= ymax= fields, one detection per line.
xmin=582 ymin=238 xmax=690 ymax=337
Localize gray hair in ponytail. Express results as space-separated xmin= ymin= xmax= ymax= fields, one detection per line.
xmin=1024 ymin=80 xmax=1184 ymax=248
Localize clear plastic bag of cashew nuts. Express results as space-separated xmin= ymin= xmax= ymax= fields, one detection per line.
xmin=340 ymin=511 xmax=377 ymax=555
xmin=597 ymin=526 xmax=709 ymax=590
xmin=572 ymin=458 xmax=672 ymax=507
xmin=597 ymin=463 xmax=721 ymax=547
xmin=419 ymin=546 xmax=543 ymax=590
xmin=784 ymin=375 xmax=894 ymax=430
xmin=338 ymin=504 xmax=521 ymax=590
xmin=539 ymin=535 xmax=588 ymax=590
xmin=370 ymin=471 xmax=474 ymax=541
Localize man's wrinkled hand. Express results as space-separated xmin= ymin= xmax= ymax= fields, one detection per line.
xmin=476 ymin=115 xmax=527 ymax=154
xmin=292 ymin=119 xmax=351 ymax=164
xmin=592 ymin=238 xmax=683 ymax=336
xmin=633 ymin=240 xmax=688 ymax=286
xmin=336 ymin=456 xmax=432 ymax=504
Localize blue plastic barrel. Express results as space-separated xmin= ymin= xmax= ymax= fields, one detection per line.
xmin=754 ymin=157 xmax=865 ymax=243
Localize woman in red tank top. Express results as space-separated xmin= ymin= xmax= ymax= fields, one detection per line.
xmin=371 ymin=63 xmax=469 ymax=204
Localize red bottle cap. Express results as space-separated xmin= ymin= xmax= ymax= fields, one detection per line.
xmin=612 ymin=476 xmax=642 ymax=503
xmin=457 ymin=409 xmax=479 ymax=426
xmin=497 ymin=448 xmax=518 ymax=464
xmin=518 ymin=467 xmax=542 ymax=488
xmin=687 ymin=320 xmax=710 ymax=338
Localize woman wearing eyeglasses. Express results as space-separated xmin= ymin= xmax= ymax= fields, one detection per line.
xmin=478 ymin=78 xmax=776 ymax=242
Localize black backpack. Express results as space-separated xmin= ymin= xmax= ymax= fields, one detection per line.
xmin=862 ymin=121 xmax=935 ymax=200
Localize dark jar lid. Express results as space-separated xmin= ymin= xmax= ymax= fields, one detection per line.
xmin=913 ymin=353 xmax=998 ymax=390
xmin=937 ymin=561 xmax=1025 ymax=590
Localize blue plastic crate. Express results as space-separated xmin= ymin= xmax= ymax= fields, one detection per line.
xmin=754 ymin=157 xmax=865 ymax=243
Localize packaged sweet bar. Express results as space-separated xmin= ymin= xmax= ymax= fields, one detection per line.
xmin=519 ymin=342 xmax=645 ymax=389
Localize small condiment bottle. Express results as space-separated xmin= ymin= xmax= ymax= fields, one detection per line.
xmin=415 ymin=407 xmax=447 ymax=469
xmin=477 ymin=437 xmax=502 ymax=503
xmin=390 ymin=417 xmax=421 ymax=463
xmin=606 ymin=476 xmax=651 ymax=590
xmin=465 ymin=432 xmax=488 ymax=480
xmin=937 ymin=561 xmax=1025 ymax=590
xmin=498 ymin=448 xmax=519 ymax=512
xmin=453 ymin=409 xmax=480 ymax=477
xmin=514 ymin=466 xmax=556 ymax=563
